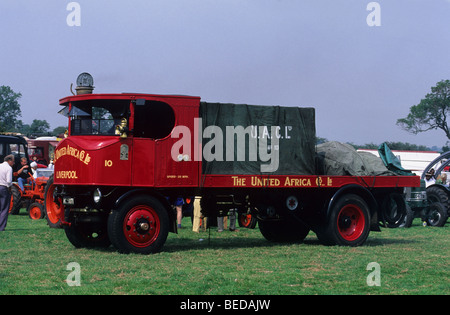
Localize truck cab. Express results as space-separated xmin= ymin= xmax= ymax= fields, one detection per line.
xmin=46 ymin=93 xmax=201 ymax=253
xmin=55 ymin=93 xmax=200 ymax=188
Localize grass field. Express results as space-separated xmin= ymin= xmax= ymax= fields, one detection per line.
xmin=0 ymin=213 xmax=448 ymax=295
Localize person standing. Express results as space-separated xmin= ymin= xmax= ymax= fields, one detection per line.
xmin=0 ymin=155 xmax=15 ymax=231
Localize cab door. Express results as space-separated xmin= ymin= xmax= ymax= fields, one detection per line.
xmin=131 ymin=96 xmax=200 ymax=188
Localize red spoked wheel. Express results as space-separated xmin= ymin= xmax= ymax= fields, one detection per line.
xmin=337 ymin=204 xmax=365 ymax=242
xmin=108 ymin=195 xmax=169 ymax=254
xmin=123 ymin=205 xmax=161 ymax=248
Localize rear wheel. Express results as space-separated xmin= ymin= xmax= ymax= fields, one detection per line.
xmin=108 ymin=196 xmax=169 ymax=254
xmin=317 ymin=194 xmax=370 ymax=246
xmin=425 ymin=202 xmax=448 ymax=227
xmin=426 ymin=186 xmax=450 ymax=215
xmin=8 ymin=185 xmax=21 ymax=215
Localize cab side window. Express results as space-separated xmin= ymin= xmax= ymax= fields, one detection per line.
xmin=133 ymin=101 xmax=175 ymax=139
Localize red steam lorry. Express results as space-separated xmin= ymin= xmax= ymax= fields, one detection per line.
xmin=44 ymin=90 xmax=420 ymax=254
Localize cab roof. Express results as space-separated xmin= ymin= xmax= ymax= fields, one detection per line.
xmin=59 ymin=93 xmax=201 ymax=106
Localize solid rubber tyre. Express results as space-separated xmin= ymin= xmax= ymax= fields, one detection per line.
xmin=319 ymin=194 xmax=370 ymax=246
xmin=108 ymin=195 xmax=169 ymax=254
xmin=43 ymin=176 xmax=63 ymax=228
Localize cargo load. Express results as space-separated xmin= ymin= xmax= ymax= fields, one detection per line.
xmin=200 ymin=102 xmax=316 ymax=175
xmin=316 ymin=141 xmax=397 ymax=176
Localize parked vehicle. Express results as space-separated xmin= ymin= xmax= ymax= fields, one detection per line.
xmin=1 ymin=134 xmax=54 ymax=219
xmin=412 ymin=152 xmax=450 ymax=226
xmin=27 ymin=137 xmax=60 ymax=166
xmin=403 ymin=179 xmax=448 ymax=227
xmin=44 ymin=89 xmax=420 ymax=254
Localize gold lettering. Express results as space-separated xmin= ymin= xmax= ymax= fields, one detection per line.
xmin=55 ymin=170 xmax=78 ymax=179
xmin=232 ymin=176 xmax=247 ymax=186
xmin=284 ymin=177 xmax=291 ymax=186
xmin=54 ymin=146 xmax=91 ymax=165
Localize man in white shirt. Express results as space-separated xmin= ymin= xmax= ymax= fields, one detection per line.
xmin=0 ymin=155 xmax=15 ymax=231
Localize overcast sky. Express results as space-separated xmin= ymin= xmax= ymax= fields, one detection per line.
xmin=1 ymin=0 xmax=450 ymax=147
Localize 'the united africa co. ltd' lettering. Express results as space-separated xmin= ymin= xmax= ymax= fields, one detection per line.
xmin=232 ymin=176 xmax=333 ymax=187
xmin=54 ymin=144 xmax=91 ymax=165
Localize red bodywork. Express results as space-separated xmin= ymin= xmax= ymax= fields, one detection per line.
xmin=55 ymin=93 xmax=201 ymax=188
xmin=54 ymin=93 xmax=420 ymax=191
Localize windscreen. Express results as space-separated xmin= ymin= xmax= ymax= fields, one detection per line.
xmin=69 ymin=99 xmax=130 ymax=136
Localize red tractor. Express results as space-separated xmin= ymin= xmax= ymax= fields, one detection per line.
xmin=9 ymin=168 xmax=54 ymax=220
xmin=0 ymin=134 xmax=53 ymax=219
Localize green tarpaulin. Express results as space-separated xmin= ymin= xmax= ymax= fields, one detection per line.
xmin=377 ymin=142 xmax=414 ymax=176
xmin=316 ymin=141 xmax=396 ymax=176
xmin=200 ymin=102 xmax=316 ymax=175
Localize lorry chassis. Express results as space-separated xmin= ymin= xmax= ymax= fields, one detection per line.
xmin=45 ymin=177 xmax=409 ymax=254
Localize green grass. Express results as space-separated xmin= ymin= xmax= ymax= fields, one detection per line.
xmin=0 ymin=213 xmax=448 ymax=295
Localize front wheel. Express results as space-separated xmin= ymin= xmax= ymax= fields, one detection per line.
xmin=43 ymin=176 xmax=63 ymax=228
xmin=28 ymin=202 xmax=44 ymax=220
xmin=107 ymin=196 xmax=169 ymax=254
xmin=317 ymin=194 xmax=370 ymax=246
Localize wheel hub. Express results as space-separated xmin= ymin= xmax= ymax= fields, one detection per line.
xmin=339 ymin=215 xmax=353 ymax=229
xmin=138 ymin=221 xmax=150 ymax=232
xmin=337 ymin=204 xmax=365 ymax=242
xmin=123 ymin=207 xmax=160 ymax=248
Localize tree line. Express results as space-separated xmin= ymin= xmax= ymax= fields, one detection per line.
xmin=2 ymin=79 xmax=450 ymax=150
xmin=0 ymin=85 xmax=66 ymax=137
